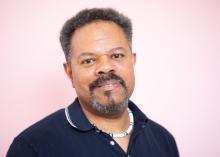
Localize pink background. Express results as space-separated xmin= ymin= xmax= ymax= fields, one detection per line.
xmin=1 ymin=0 xmax=220 ymax=156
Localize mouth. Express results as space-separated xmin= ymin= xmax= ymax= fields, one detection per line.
xmin=89 ymin=73 xmax=126 ymax=93
xmin=97 ymin=80 xmax=120 ymax=92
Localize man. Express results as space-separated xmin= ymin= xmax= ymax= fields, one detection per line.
xmin=7 ymin=8 xmax=179 ymax=157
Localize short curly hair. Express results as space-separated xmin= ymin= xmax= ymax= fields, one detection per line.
xmin=59 ymin=8 xmax=132 ymax=63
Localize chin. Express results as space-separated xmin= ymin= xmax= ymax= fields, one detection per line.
xmin=90 ymin=93 xmax=129 ymax=117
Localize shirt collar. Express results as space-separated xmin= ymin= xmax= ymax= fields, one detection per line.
xmin=65 ymin=98 xmax=148 ymax=131
xmin=128 ymin=100 xmax=148 ymax=124
xmin=65 ymin=98 xmax=94 ymax=131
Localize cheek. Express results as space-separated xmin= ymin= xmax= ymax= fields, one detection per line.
xmin=126 ymin=71 xmax=135 ymax=89
xmin=125 ymin=69 xmax=135 ymax=97
xmin=72 ymin=68 xmax=95 ymax=90
xmin=117 ymin=63 xmax=135 ymax=87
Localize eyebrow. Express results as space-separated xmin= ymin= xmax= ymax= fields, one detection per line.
xmin=110 ymin=47 xmax=127 ymax=53
xmin=78 ymin=52 xmax=95 ymax=58
xmin=77 ymin=47 xmax=127 ymax=59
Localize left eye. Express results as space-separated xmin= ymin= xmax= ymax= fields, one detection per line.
xmin=112 ymin=53 xmax=124 ymax=59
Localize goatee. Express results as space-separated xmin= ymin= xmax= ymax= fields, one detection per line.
xmin=89 ymin=73 xmax=129 ymax=117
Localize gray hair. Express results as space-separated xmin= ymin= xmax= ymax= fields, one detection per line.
xmin=59 ymin=8 xmax=133 ymax=63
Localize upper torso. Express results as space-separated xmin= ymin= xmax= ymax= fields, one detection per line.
xmin=7 ymin=99 xmax=179 ymax=157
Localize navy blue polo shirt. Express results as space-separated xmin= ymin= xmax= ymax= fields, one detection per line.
xmin=7 ymin=98 xmax=179 ymax=157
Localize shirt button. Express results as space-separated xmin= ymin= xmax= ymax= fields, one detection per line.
xmin=110 ymin=140 xmax=115 ymax=146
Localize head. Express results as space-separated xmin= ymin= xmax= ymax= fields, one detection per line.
xmin=60 ymin=8 xmax=132 ymax=63
xmin=60 ymin=8 xmax=136 ymax=118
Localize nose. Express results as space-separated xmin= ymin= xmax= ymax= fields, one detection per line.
xmin=95 ymin=56 xmax=115 ymax=76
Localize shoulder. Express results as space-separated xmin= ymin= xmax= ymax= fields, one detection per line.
xmin=145 ymin=119 xmax=179 ymax=156
xmin=7 ymin=109 xmax=67 ymax=157
xmin=129 ymin=100 xmax=177 ymax=144
xmin=12 ymin=108 xmax=68 ymax=148
xmin=17 ymin=109 xmax=66 ymax=140
xmin=147 ymin=119 xmax=175 ymax=139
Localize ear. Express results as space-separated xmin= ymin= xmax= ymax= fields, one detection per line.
xmin=63 ymin=63 xmax=75 ymax=88
xmin=131 ymin=53 xmax=136 ymax=66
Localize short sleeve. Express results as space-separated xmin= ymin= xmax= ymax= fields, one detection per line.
xmin=6 ymin=137 xmax=37 ymax=157
xmin=168 ymin=134 xmax=179 ymax=157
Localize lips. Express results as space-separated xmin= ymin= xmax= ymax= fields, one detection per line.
xmin=89 ymin=73 xmax=126 ymax=92
xmin=97 ymin=80 xmax=120 ymax=91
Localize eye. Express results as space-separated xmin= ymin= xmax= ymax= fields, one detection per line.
xmin=111 ymin=53 xmax=124 ymax=60
xmin=81 ymin=58 xmax=96 ymax=65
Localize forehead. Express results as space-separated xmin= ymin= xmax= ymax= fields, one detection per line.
xmin=70 ymin=21 xmax=130 ymax=57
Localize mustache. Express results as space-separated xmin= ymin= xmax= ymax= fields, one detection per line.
xmin=89 ymin=73 xmax=126 ymax=92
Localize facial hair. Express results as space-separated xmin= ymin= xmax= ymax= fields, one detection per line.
xmin=89 ymin=73 xmax=129 ymax=117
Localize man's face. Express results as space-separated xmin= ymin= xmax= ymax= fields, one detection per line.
xmin=64 ymin=21 xmax=136 ymax=117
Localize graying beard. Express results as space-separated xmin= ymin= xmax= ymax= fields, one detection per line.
xmin=90 ymin=90 xmax=129 ymax=116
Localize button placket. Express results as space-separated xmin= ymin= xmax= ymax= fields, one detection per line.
xmin=110 ymin=140 xmax=115 ymax=146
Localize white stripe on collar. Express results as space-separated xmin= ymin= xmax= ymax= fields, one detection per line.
xmin=65 ymin=107 xmax=78 ymax=128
